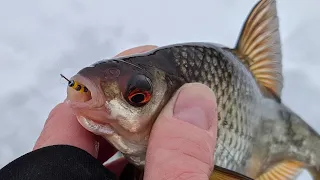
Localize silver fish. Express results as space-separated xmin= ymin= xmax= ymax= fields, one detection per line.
xmin=65 ymin=0 xmax=320 ymax=179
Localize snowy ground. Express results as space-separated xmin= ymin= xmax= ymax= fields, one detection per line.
xmin=0 ymin=0 xmax=319 ymax=179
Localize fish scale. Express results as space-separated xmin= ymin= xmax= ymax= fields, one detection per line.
xmin=171 ymin=45 xmax=258 ymax=173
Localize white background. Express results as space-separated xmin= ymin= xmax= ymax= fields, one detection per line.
xmin=0 ymin=0 xmax=319 ymax=179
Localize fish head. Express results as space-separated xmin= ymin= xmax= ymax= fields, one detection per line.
xmin=66 ymin=57 xmax=180 ymax=167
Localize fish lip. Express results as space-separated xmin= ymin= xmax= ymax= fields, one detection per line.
xmin=67 ymin=74 xmax=106 ymax=109
xmin=77 ymin=115 xmax=115 ymax=135
xmin=66 ymin=74 xmax=117 ymax=129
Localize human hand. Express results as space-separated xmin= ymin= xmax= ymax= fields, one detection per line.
xmin=33 ymin=45 xmax=218 ymax=180
xmin=33 ymin=45 xmax=159 ymax=177
xmin=110 ymin=46 xmax=218 ymax=179
xmin=143 ymin=82 xmax=217 ymax=180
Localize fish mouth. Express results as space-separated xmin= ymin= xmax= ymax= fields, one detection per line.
xmin=66 ymin=74 xmax=105 ymax=109
xmin=65 ymin=74 xmax=115 ymax=135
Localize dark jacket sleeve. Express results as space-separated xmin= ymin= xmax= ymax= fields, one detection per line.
xmin=0 ymin=145 xmax=117 ymax=180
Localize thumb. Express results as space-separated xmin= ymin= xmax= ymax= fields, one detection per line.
xmin=144 ymin=83 xmax=218 ymax=180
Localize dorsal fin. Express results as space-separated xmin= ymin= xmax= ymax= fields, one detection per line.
xmin=232 ymin=0 xmax=283 ymax=99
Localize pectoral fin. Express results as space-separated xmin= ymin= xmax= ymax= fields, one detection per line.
xmin=210 ymin=165 xmax=253 ymax=180
xmin=255 ymin=160 xmax=304 ymax=180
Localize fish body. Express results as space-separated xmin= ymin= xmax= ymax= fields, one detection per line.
xmin=65 ymin=0 xmax=320 ymax=179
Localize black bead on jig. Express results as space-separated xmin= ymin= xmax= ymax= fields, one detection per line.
xmin=60 ymin=74 xmax=88 ymax=93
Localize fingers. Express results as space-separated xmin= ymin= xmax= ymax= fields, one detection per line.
xmin=33 ymin=45 xmax=159 ymax=176
xmin=33 ymin=103 xmax=117 ymax=162
xmin=144 ymin=83 xmax=218 ymax=180
xmin=34 ymin=46 xmax=158 ymax=154
xmin=33 ymin=103 xmax=97 ymax=155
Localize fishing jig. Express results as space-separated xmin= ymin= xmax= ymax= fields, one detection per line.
xmin=60 ymin=74 xmax=88 ymax=93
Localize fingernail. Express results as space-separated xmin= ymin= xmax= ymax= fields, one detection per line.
xmin=173 ymin=83 xmax=216 ymax=130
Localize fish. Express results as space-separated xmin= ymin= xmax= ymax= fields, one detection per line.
xmin=64 ymin=0 xmax=320 ymax=179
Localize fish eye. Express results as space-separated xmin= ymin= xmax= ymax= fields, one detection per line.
xmin=125 ymin=74 xmax=153 ymax=107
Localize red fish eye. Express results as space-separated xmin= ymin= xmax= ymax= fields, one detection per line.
xmin=125 ymin=74 xmax=153 ymax=107
xmin=127 ymin=88 xmax=151 ymax=106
